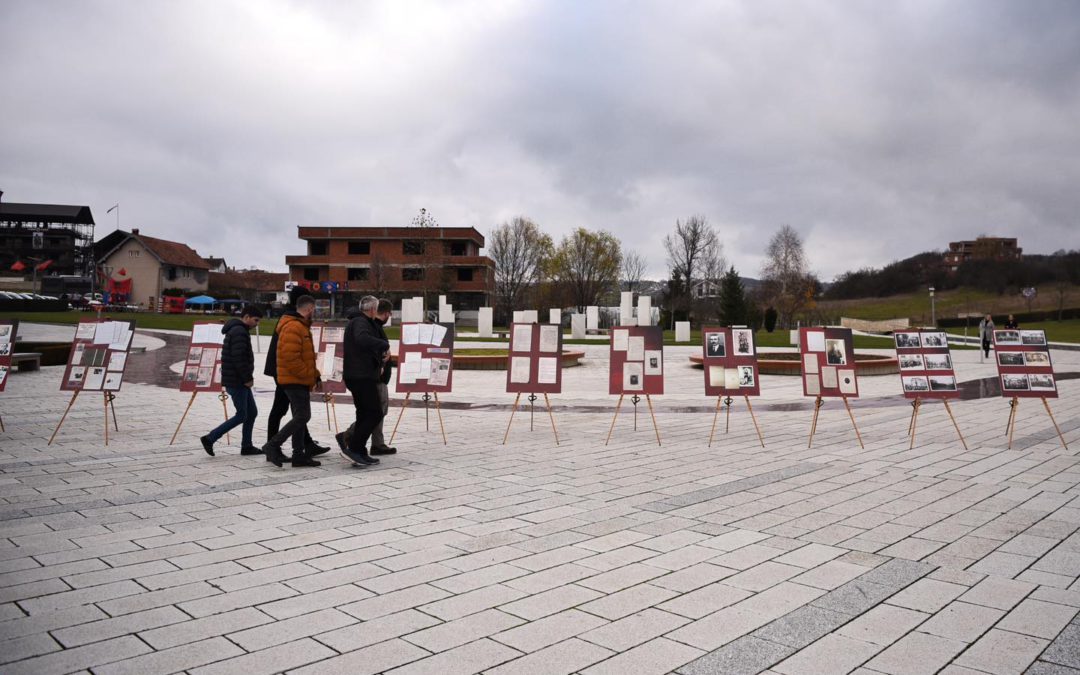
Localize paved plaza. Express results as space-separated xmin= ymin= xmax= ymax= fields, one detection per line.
xmin=1 ymin=323 xmax=1078 ymax=674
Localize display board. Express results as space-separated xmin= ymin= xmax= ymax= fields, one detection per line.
xmin=61 ymin=319 xmax=135 ymax=392
xmin=799 ymin=327 xmax=859 ymax=398
xmin=701 ymin=326 xmax=760 ymax=397
xmin=993 ymin=329 xmax=1057 ymax=399
xmin=312 ymin=322 xmax=347 ymax=394
xmin=396 ymin=322 xmax=455 ymax=393
xmin=506 ymin=322 xmax=563 ymax=394
xmin=180 ymin=322 xmax=226 ymax=393
xmin=0 ymin=319 xmax=18 ymax=393
xmin=894 ymin=329 xmax=959 ymax=399
xmin=608 ymin=326 xmax=663 ymax=395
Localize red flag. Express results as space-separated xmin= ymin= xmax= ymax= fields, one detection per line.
xmin=10 ymin=260 xmax=26 ymax=272
xmin=35 ymin=259 xmax=54 ymax=272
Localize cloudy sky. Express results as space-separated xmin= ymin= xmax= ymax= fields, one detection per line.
xmin=2 ymin=0 xmax=1079 ymax=281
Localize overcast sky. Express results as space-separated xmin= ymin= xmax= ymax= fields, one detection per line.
xmin=2 ymin=0 xmax=1079 ymax=281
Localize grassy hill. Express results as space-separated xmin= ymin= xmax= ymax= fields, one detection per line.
xmin=816 ymin=285 xmax=1080 ymax=324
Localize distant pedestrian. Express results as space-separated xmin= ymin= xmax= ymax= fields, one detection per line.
xmin=262 ymin=295 xmax=322 ymax=467
xmin=340 ymin=296 xmax=390 ymax=466
xmin=337 ymin=298 xmax=397 ymax=457
xmin=978 ymin=314 xmax=995 ymax=359
xmin=1004 ymin=314 xmax=1018 ymax=329
xmin=201 ymin=308 xmax=263 ymax=456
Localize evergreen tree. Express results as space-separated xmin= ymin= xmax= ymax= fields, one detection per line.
xmin=718 ymin=266 xmax=748 ymax=326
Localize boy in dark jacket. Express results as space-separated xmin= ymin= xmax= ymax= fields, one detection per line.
xmin=201 ymin=307 xmax=263 ymax=455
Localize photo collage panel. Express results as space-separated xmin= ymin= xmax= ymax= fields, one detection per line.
xmin=893 ymin=329 xmax=959 ymax=399
xmin=62 ymin=320 xmax=136 ymax=393
xmin=609 ymin=326 xmax=664 ymax=395
xmin=0 ymin=320 xmax=17 ymax=393
xmin=507 ymin=322 xmax=563 ymax=394
xmin=396 ymin=323 xmax=456 ymax=393
xmin=701 ymin=326 xmax=760 ymax=397
xmin=992 ymin=329 xmax=1056 ymax=398
xmin=800 ymin=327 xmax=859 ymax=398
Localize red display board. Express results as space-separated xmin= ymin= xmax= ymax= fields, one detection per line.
xmin=894 ymin=330 xmax=959 ymax=398
xmin=799 ymin=327 xmax=859 ymax=398
xmin=993 ymin=329 xmax=1057 ymax=399
xmin=609 ymin=326 xmax=664 ymax=395
xmin=180 ymin=322 xmax=226 ymax=393
xmin=395 ymin=322 xmax=455 ymax=393
xmin=0 ymin=319 xmax=18 ymax=393
xmin=701 ymin=326 xmax=760 ymax=397
xmin=61 ymin=319 xmax=135 ymax=392
xmin=312 ymin=322 xmax=347 ymax=394
xmin=506 ymin=322 xmax=563 ymax=394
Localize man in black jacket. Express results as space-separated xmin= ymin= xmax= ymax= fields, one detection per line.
xmin=340 ymin=296 xmax=390 ymax=466
xmin=201 ymin=307 xmax=263 ymax=456
xmin=336 ymin=298 xmax=396 ymax=455
xmin=265 ymin=288 xmax=330 ymax=458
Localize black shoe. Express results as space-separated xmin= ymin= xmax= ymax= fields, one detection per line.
xmin=200 ymin=435 xmax=215 ymax=457
xmin=371 ymin=446 xmax=397 ymax=455
xmin=292 ymin=455 xmax=321 ymax=467
xmin=307 ymin=441 xmax=331 ymax=457
xmin=334 ymin=432 xmax=348 ymax=452
xmin=240 ymin=446 xmax=263 ymax=456
xmin=262 ymin=443 xmax=284 ymax=467
xmin=341 ymin=445 xmax=379 ymax=466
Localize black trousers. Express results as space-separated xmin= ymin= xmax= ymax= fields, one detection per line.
xmin=346 ymin=379 xmax=384 ymax=453
xmin=267 ymin=384 xmax=315 ymax=446
xmin=267 ymin=385 xmax=311 ymax=453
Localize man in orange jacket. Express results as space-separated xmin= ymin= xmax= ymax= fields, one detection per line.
xmin=262 ymin=295 xmax=321 ymax=467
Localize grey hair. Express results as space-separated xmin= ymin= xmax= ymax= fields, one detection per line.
xmin=359 ymin=296 xmax=378 ymax=312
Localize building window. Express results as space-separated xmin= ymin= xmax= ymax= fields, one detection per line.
xmin=303 ymin=267 xmax=320 ymax=281
xmin=457 ymin=268 xmax=473 ymax=281
xmin=402 ymin=267 xmax=425 ymax=281
xmin=309 ymin=241 xmax=328 ymax=256
xmin=449 ymin=242 xmax=467 ymax=256
xmin=403 ymin=241 xmax=425 ymax=255
xmin=128 ymin=249 xmax=140 ymax=257
xmin=347 ymin=241 xmax=370 ymax=255
xmin=182 ymin=268 xmax=191 ymax=278
xmin=348 ymin=268 xmax=369 ymax=281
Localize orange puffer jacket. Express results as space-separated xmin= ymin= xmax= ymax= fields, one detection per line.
xmin=275 ymin=314 xmax=319 ymax=387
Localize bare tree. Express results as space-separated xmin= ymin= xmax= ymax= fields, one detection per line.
xmin=761 ymin=224 xmax=813 ymax=327
xmin=622 ymin=250 xmax=647 ymax=294
xmin=548 ymin=228 xmax=622 ymax=310
xmin=487 ymin=216 xmax=553 ymax=323
xmin=409 ymin=208 xmax=442 ymax=308
xmin=664 ymin=215 xmax=722 ymax=286
xmin=369 ymin=251 xmax=390 ymax=296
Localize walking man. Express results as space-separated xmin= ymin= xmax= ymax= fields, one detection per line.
xmin=262 ymin=295 xmax=322 ymax=467
xmin=340 ymin=296 xmax=389 ymax=466
xmin=336 ymin=298 xmax=397 ymax=456
xmin=201 ymin=307 xmax=263 ymax=456
xmin=978 ymin=313 xmax=995 ymax=361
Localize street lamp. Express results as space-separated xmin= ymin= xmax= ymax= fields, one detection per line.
xmin=929 ymin=287 xmax=936 ymax=327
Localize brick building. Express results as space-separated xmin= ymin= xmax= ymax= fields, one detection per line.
xmin=95 ymin=228 xmax=210 ymax=307
xmin=286 ymin=226 xmax=495 ymax=309
xmin=944 ymin=237 xmax=1022 ymax=271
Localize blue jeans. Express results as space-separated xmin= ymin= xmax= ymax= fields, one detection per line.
xmin=209 ymin=385 xmax=258 ymax=448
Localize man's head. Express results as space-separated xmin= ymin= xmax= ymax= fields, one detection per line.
xmin=295 ymin=295 xmax=316 ymax=319
xmin=1008 ymin=314 xmax=1014 ymax=321
xmin=376 ymin=298 xmax=392 ymax=324
xmin=359 ymin=296 xmax=378 ymax=318
xmin=985 ymin=314 xmax=993 ymax=321
xmin=241 ymin=306 xmax=264 ymax=328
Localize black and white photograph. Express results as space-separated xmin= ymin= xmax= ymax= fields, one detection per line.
xmin=994 ymin=330 xmax=1021 ymax=346
xmin=924 ymin=354 xmax=952 ymax=370
xmin=1029 ymin=374 xmax=1056 ymax=391
xmin=899 ymin=354 xmax=924 ymax=370
xmin=705 ymin=332 xmax=726 ymax=357
xmin=0 ymin=366 xmax=7 ymax=387
xmin=902 ymin=376 xmax=929 ymax=392
xmin=1020 ymin=330 xmax=1047 ymax=346
xmin=733 ymin=329 xmax=754 ymax=355
xmin=1002 ymin=374 xmax=1030 ymax=391
xmin=825 ymin=339 xmax=847 ymax=365
xmin=1024 ymin=351 xmax=1051 ymax=366
xmin=997 ymin=351 xmax=1025 ymax=366
xmin=187 ymin=346 xmax=203 ymax=364
xmin=922 ymin=332 xmax=948 ymax=347
xmin=0 ymin=343 xmax=10 ymax=357
xmin=894 ymin=332 xmax=921 ymax=349
xmin=929 ymin=376 xmax=957 ymax=391
xmin=0 ymin=325 xmax=11 ymax=342
xmin=182 ymin=366 xmax=198 ymax=383
xmin=738 ymin=365 xmax=755 ymax=387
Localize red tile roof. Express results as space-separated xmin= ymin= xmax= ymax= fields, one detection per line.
xmin=136 ymin=234 xmax=211 ymax=270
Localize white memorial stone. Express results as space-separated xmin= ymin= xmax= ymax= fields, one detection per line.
xmin=401 ymin=298 xmax=424 ymax=323
xmin=571 ymin=314 xmax=587 ymax=339
xmin=522 ymin=310 xmax=538 ymax=323
xmin=478 ymin=307 xmax=493 ymax=337
xmin=675 ymin=321 xmax=691 ymax=342
xmin=512 ymin=310 xmax=524 ymax=323
xmin=637 ymin=296 xmax=652 ymax=326
xmin=586 ymin=306 xmax=599 ymax=331
xmin=549 ymin=308 xmax=561 ymax=326
xmin=438 ymin=304 xmax=454 ymax=323
xmin=620 ymin=292 xmax=634 ymax=325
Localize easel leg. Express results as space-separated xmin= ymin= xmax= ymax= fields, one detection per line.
xmin=645 ymin=395 xmax=661 ymax=446
xmin=109 ymin=394 xmax=118 ymax=432
xmin=909 ymin=398 xmax=921 ymax=450
xmin=503 ymin=393 xmax=521 ymax=445
xmin=170 ymin=391 xmax=198 ymax=445
xmin=1008 ymin=398 xmax=1019 ymax=449
xmin=330 ymin=396 xmax=339 ymax=435
xmin=942 ymin=400 xmax=968 ymax=451
xmin=808 ymin=396 xmax=822 ymax=448
xmin=433 ymin=392 xmax=447 ymax=445
xmin=605 ymin=395 xmax=624 ymax=445
xmin=1042 ymin=398 xmax=1069 ymax=450
xmin=389 ymin=392 xmax=410 ymax=445
xmin=219 ymin=393 xmax=230 ymax=445
xmin=544 ymin=394 xmax=559 ymax=446
xmin=325 ymin=395 xmax=332 ymax=431
xmin=49 ymin=391 xmax=80 ymax=446
xmin=103 ymin=392 xmax=110 ymax=446
xmin=0 ymin=413 xmax=4 ymax=432
xmin=708 ymin=397 xmax=722 ymax=447
xmin=725 ymin=398 xmax=732 ymax=434
xmin=745 ymin=397 xmax=765 ymax=448
xmin=843 ymin=397 xmax=865 ymax=449
xmin=907 ymin=401 xmax=918 ymax=436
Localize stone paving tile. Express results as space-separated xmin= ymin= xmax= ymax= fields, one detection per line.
xmin=291 ymin=638 xmax=431 ymax=675
xmin=954 ymin=628 xmax=1049 ymax=674
xmin=678 ymin=635 xmax=795 ymax=675
xmin=314 ymin=608 xmax=441 ymax=653
xmin=485 ymin=637 xmax=613 ymax=675
xmin=773 ymin=633 xmax=882 ymax=675
xmin=865 ymin=631 xmax=968 ymax=675
xmin=493 ymin=608 xmax=607 ymax=653
xmin=405 ymin=608 xmax=524 ymax=653
xmin=1039 ymin=622 xmax=1080 ymax=670
xmin=580 ymin=636 xmax=704 ymax=675
xmin=384 ymin=637 xmax=521 ymax=675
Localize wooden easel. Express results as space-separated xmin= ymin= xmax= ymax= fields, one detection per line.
xmin=50 ymin=391 xmax=120 ymax=446
xmin=389 ymin=391 xmax=447 ymax=445
xmin=1004 ymin=397 xmax=1068 ymax=449
xmin=709 ymin=396 xmax=765 ymax=448
xmin=503 ymin=393 xmax=559 ymax=445
xmin=605 ymin=394 xmax=661 ymax=446
xmin=907 ymin=398 xmax=967 ymax=450
xmin=170 ymin=391 xmax=231 ymax=445
xmin=808 ymin=396 xmax=864 ymax=449
xmin=323 ymin=392 xmax=339 ymax=434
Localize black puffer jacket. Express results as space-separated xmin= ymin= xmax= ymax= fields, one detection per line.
xmin=219 ymin=318 xmax=254 ymax=387
xmin=343 ymin=310 xmax=391 ymax=382
xmin=345 ymin=307 xmax=394 ymax=385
